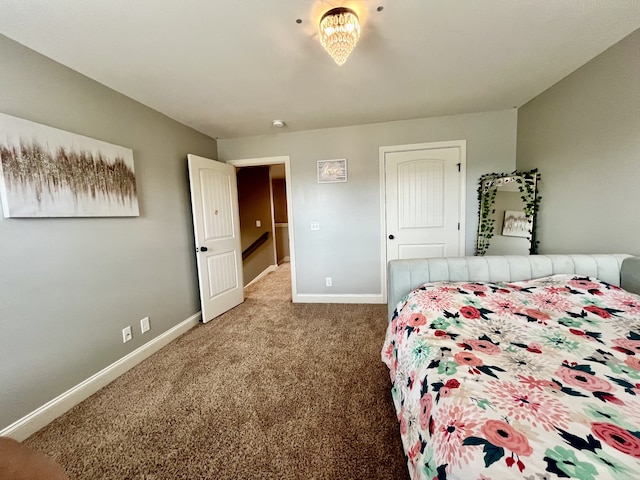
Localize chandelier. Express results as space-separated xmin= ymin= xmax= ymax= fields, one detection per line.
xmin=319 ymin=7 xmax=361 ymax=65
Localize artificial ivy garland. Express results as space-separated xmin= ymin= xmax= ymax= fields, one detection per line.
xmin=476 ymin=169 xmax=541 ymax=256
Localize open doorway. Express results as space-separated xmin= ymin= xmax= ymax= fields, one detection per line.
xmin=236 ymin=165 xmax=288 ymax=285
xmin=270 ymin=164 xmax=290 ymax=266
xmin=227 ymin=156 xmax=297 ymax=300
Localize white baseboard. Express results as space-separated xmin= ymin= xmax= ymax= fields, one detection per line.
xmin=293 ymin=293 xmax=384 ymax=304
xmin=244 ymin=265 xmax=277 ymax=288
xmin=1 ymin=312 xmax=201 ymax=441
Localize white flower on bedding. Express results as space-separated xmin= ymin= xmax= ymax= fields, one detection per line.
xmin=610 ymin=291 xmax=640 ymax=315
xmin=398 ymin=397 xmax=421 ymax=449
xmin=467 ymin=317 xmax=524 ymax=344
xmin=500 ymin=349 xmax=557 ymax=378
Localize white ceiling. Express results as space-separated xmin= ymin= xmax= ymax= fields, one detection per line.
xmin=1 ymin=1 xmax=639 ymax=139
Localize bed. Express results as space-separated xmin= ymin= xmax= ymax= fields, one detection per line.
xmin=383 ymin=254 xmax=640 ymax=480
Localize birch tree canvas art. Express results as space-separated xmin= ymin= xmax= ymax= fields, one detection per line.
xmin=0 ymin=112 xmax=139 ymax=217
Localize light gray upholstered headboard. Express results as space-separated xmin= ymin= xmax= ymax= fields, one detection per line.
xmin=387 ymin=254 xmax=640 ymax=320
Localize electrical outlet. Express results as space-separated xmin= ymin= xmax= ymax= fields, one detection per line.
xmin=140 ymin=317 xmax=150 ymax=334
xmin=325 ymin=277 xmax=332 ymax=287
xmin=122 ymin=326 xmax=132 ymax=343
xmin=256 ymin=220 xmax=261 ymax=227
xmin=311 ymin=221 xmax=320 ymax=231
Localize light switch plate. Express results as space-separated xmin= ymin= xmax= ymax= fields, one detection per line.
xmin=140 ymin=317 xmax=150 ymax=334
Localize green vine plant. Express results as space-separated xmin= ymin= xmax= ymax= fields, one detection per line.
xmin=476 ymin=169 xmax=541 ymax=256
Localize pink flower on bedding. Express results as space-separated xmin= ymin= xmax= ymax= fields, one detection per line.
xmin=613 ymin=338 xmax=640 ymax=354
xmin=526 ymin=342 xmax=543 ymax=354
xmin=419 ymin=393 xmax=433 ymax=430
xmin=392 ymin=317 xmax=407 ymax=336
xmin=625 ymin=356 xmax=640 ymax=371
xmin=556 ymin=366 xmax=614 ymax=392
xmin=445 ymin=379 xmax=461 ymax=389
xmin=610 ymin=292 xmax=640 ymax=315
xmin=408 ymin=312 xmax=427 ymax=327
xmin=383 ymin=342 xmax=393 ymax=360
xmin=484 ymin=297 xmax=522 ymax=317
xmin=528 ymin=292 xmax=573 ymax=312
xmin=584 ymin=305 xmax=612 ymax=318
xmin=407 ymin=439 xmax=422 ymax=462
xmin=460 ymin=305 xmax=482 ymax=319
xmin=546 ymin=286 xmax=570 ymax=295
xmin=399 ymin=406 xmax=408 ymax=435
xmin=568 ymin=329 xmax=594 ymax=342
xmin=568 ymin=278 xmax=601 ymax=290
xmin=434 ymin=329 xmax=448 ymax=337
xmin=415 ymin=288 xmax=456 ymax=312
xmin=524 ymin=309 xmax=550 ymax=321
xmin=432 ymin=403 xmax=480 ymax=470
xmin=463 ymin=339 xmax=501 ymax=355
xmin=591 ymin=422 xmax=640 ymax=458
xmin=480 ymin=419 xmax=533 ymax=456
xmin=462 ymin=283 xmax=488 ymax=297
xmin=454 ymin=351 xmax=484 ymax=367
xmin=462 ymin=283 xmax=487 ymax=293
xmin=518 ymin=375 xmax=561 ymax=391
xmin=486 ymin=380 xmax=569 ymax=431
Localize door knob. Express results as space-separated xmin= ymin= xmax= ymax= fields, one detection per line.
xmin=388 ymin=235 xmax=395 ymax=240
xmin=200 ymin=246 xmax=208 ymax=252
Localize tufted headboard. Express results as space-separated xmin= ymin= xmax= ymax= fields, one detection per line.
xmin=387 ymin=254 xmax=640 ymax=320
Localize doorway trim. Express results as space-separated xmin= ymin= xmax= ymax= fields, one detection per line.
xmin=379 ymin=140 xmax=467 ymax=304
xmin=227 ymin=155 xmax=298 ymax=302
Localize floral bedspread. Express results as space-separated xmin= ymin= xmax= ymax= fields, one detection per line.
xmin=382 ymin=274 xmax=640 ymax=480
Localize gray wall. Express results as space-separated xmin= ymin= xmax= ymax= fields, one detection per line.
xmin=218 ymin=110 xmax=517 ymax=295
xmin=0 ymin=35 xmax=217 ymax=430
xmin=517 ymin=28 xmax=640 ymax=256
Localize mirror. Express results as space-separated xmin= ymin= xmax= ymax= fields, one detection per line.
xmin=476 ymin=169 xmax=541 ymax=256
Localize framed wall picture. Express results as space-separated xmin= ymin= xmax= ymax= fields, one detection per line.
xmin=0 ymin=112 xmax=139 ymax=218
xmin=502 ymin=210 xmax=531 ymax=238
xmin=317 ymin=158 xmax=347 ymax=183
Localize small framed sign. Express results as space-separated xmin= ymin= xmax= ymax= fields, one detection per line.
xmin=317 ymin=159 xmax=347 ymax=183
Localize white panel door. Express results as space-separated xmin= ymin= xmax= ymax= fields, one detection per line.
xmin=385 ymin=146 xmax=463 ymax=261
xmin=188 ymin=154 xmax=244 ymax=323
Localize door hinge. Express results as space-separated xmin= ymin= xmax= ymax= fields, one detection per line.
xmin=457 ymin=163 xmax=461 ymax=172
xmin=458 ymin=222 xmax=461 ymax=230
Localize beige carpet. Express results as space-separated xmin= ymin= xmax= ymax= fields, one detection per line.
xmin=25 ymin=263 xmax=409 ymax=479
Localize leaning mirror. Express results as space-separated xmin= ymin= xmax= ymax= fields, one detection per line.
xmin=476 ymin=169 xmax=541 ymax=256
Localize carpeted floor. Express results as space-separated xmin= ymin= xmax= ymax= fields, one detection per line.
xmin=25 ymin=263 xmax=409 ymax=479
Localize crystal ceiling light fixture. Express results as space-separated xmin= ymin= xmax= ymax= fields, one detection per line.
xmin=319 ymin=7 xmax=361 ymax=65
